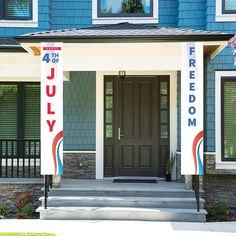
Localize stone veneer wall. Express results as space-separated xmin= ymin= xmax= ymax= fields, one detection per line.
xmin=176 ymin=153 xmax=184 ymax=182
xmin=0 ymin=182 xmax=43 ymax=215
xmin=63 ymin=153 xmax=96 ymax=179
xmin=203 ymin=154 xmax=236 ymax=210
xmin=177 ymin=153 xmax=236 ymax=210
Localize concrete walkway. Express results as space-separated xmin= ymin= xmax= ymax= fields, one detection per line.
xmin=0 ymin=220 xmax=236 ymax=236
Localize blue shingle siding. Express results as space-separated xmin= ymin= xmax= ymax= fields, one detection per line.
xmin=50 ymin=0 xmax=92 ymax=30
xmin=203 ymin=0 xmax=236 ymax=151
xmin=206 ymin=0 xmax=236 ymax=33
xmin=203 ymin=47 xmax=235 ymax=152
xmin=178 ymin=0 xmax=206 ymax=29
xmin=159 ymin=0 xmax=178 ymax=27
xmin=63 ymin=72 xmax=96 ymax=150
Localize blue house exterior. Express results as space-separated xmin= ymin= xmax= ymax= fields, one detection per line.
xmin=0 ymin=0 xmax=236 ymax=214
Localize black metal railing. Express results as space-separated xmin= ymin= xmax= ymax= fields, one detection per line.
xmin=192 ymin=175 xmax=200 ymax=212
xmin=0 ymin=139 xmax=41 ymax=178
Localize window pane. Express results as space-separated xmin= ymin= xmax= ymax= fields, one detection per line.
xmin=161 ymin=111 xmax=167 ymax=123
xmin=106 ymin=96 xmax=113 ymax=109
xmin=225 ymin=0 xmax=236 ymax=11
xmin=224 ymin=81 xmax=236 ymax=159
xmin=106 ymin=125 xmax=113 ymax=138
xmin=160 ymin=125 xmax=168 ymax=139
xmin=106 ymin=110 xmax=112 ymax=123
xmin=6 ymin=0 xmax=31 ymax=18
xmin=24 ymin=85 xmax=40 ymax=139
xmin=161 ymin=96 xmax=167 ymax=109
xmin=160 ymin=82 xmax=168 ymax=95
xmin=106 ymin=82 xmax=113 ymax=95
xmin=99 ymin=0 xmax=151 ymax=15
xmin=0 ymin=85 xmax=17 ymax=139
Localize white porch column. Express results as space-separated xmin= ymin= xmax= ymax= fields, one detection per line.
xmin=181 ymin=42 xmax=204 ymax=176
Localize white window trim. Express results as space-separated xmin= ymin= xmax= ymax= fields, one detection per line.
xmin=92 ymin=0 xmax=158 ymax=24
xmin=215 ymin=0 xmax=236 ymax=22
xmin=0 ymin=0 xmax=38 ymax=28
xmin=215 ymin=71 xmax=236 ymax=169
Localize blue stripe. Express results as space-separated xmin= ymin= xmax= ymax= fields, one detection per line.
xmin=197 ymin=139 xmax=204 ymax=175
xmin=56 ymin=139 xmax=63 ymax=176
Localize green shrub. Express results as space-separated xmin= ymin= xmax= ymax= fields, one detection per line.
xmin=19 ymin=204 xmax=35 ymax=216
xmin=0 ymin=204 xmax=9 ymax=216
xmin=213 ymin=202 xmax=230 ymax=216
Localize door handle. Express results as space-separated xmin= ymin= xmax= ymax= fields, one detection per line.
xmin=118 ymin=128 xmax=124 ymax=140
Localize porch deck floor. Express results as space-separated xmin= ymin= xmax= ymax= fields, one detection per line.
xmin=57 ymin=178 xmax=188 ymax=192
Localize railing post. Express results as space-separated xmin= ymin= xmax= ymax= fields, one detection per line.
xmin=192 ymin=175 xmax=200 ymax=212
xmin=49 ymin=175 xmax=53 ymax=188
xmin=44 ymin=175 xmax=48 ymax=209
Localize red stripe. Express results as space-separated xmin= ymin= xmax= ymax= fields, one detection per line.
xmin=43 ymin=47 xmax=61 ymax=51
xmin=192 ymin=131 xmax=204 ymax=174
xmin=52 ymin=131 xmax=63 ymax=175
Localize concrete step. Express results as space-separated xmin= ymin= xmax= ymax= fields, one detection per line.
xmin=37 ymin=206 xmax=207 ymax=222
xmin=48 ymin=189 xmax=196 ymax=198
xmin=40 ymin=196 xmax=204 ymax=209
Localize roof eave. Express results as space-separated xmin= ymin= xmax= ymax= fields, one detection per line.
xmin=14 ymin=34 xmax=234 ymax=44
xmin=0 ymin=46 xmax=26 ymax=53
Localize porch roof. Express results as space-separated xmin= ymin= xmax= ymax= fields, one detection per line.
xmin=0 ymin=23 xmax=233 ymax=76
xmin=15 ymin=23 xmax=233 ymax=43
xmin=0 ymin=37 xmax=25 ymax=52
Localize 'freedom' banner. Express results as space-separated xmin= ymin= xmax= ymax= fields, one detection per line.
xmin=181 ymin=42 xmax=204 ymax=175
xmin=41 ymin=43 xmax=63 ymax=175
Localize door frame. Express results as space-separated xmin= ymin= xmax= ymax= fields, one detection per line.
xmin=96 ymin=71 xmax=177 ymax=179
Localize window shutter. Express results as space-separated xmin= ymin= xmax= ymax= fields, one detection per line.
xmin=24 ymin=85 xmax=40 ymax=139
xmin=5 ymin=0 xmax=31 ymax=19
xmin=223 ymin=81 xmax=236 ymax=159
xmin=0 ymin=85 xmax=18 ymax=139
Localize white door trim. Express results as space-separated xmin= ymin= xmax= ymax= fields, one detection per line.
xmin=96 ymin=71 xmax=178 ymax=179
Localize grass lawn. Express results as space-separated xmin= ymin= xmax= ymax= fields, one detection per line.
xmin=0 ymin=234 xmax=55 ymax=236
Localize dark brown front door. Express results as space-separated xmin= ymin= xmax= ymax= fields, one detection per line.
xmin=104 ymin=76 xmax=169 ymax=177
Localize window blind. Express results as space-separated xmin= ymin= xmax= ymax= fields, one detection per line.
xmin=0 ymin=85 xmax=17 ymax=139
xmin=223 ymin=81 xmax=236 ymax=159
xmin=24 ymin=85 xmax=40 ymax=139
xmin=6 ymin=0 xmax=31 ymax=18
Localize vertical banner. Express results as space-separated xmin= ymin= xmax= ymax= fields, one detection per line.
xmin=181 ymin=42 xmax=204 ymax=175
xmin=41 ymin=43 xmax=63 ymax=175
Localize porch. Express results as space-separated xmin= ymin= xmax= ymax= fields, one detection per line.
xmin=37 ymin=178 xmax=207 ymax=222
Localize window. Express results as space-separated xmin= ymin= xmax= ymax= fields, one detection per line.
xmin=216 ymin=0 xmax=236 ymax=21
xmin=0 ymin=0 xmax=32 ymax=20
xmin=221 ymin=77 xmax=236 ymax=161
xmin=215 ymin=71 xmax=236 ymax=170
xmin=98 ymin=0 xmax=153 ymax=17
xmin=0 ymin=0 xmax=38 ymax=27
xmin=93 ymin=0 xmax=158 ymax=24
xmin=104 ymin=80 xmax=113 ymax=138
xmin=222 ymin=0 xmax=236 ymax=14
xmin=0 ymin=83 xmax=40 ymax=141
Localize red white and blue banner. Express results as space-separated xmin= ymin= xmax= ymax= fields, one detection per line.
xmin=41 ymin=43 xmax=63 ymax=175
xmin=181 ymin=42 xmax=204 ymax=175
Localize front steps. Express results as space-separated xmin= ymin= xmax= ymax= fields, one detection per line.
xmin=37 ymin=179 xmax=207 ymax=222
